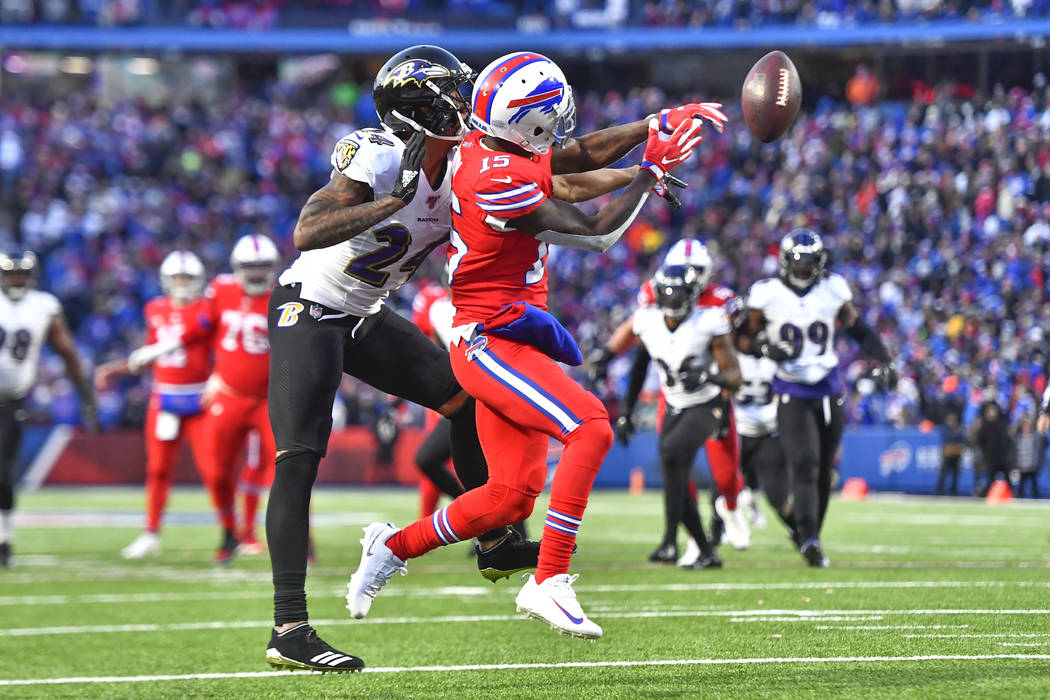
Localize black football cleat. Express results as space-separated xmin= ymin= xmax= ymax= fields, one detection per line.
xmin=800 ymin=539 xmax=830 ymax=568
xmin=0 ymin=541 xmax=10 ymax=568
xmin=648 ymin=543 xmax=678 ymax=564
xmin=477 ymin=529 xmax=539 ymax=583
xmin=682 ymin=551 xmax=723 ymax=569
xmin=709 ymin=517 xmax=725 ymax=548
xmin=265 ymin=624 xmax=364 ymax=673
xmin=213 ymin=530 xmax=239 ymax=567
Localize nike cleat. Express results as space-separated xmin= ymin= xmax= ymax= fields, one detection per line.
xmin=515 ymin=573 xmax=602 ymax=640
xmin=214 ymin=530 xmax=239 ymax=567
xmin=345 ymin=522 xmax=406 ymax=619
xmin=801 ymin=538 xmax=830 ymax=568
xmin=648 ymin=543 xmax=678 ymax=564
xmin=121 ymin=531 xmax=160 ymax=560
xmin=715 ymin=496 xmax=751 ymax=550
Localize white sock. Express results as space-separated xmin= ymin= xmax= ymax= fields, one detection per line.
xmin=0 ymin=510 xmax=12 ymax=544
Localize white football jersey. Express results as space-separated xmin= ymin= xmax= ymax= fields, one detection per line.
xmin=746 ymin=273 xmax=852 ymax=385
xmin=633 ymin=305 xmax=731 ymax=410
xmin=0 ymin=289 xmax=61 ymax=399
xmin=734 ymin=353 xmax=778 ymax=438
xmin=280 ymin=128 xmax=453 ymax=316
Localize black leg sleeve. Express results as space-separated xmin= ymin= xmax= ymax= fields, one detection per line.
xmin=0 ymin=401 xmax=24 ymax=512
xmin=268 ymin=450 xmax=320 ymax=626
xmin=659 ymin=404 xmax=719 ymax=549
xmin=415 ymin=419 xmax=464 ymax=499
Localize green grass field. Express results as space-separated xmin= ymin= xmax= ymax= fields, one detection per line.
xmin=1 ymin=487 xmax=1049 ymax=699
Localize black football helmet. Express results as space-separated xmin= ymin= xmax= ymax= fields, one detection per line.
xmin=0 ymin=251 xmax=37 ymax=301
xmin=778 ymin=228 xmax=827 ymax=290
xmin=654 ymin=264 xmax=701 ymax=321
xmin=373 ymin=45 xmax=476 ymax=141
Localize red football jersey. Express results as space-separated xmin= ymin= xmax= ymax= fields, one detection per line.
xmin=204 ymin=274 xmax=271 ymax=398
xmin=448 ymin=131 xmax=553 ymax=325
xmin=143 ymin=296 xmax=213 ymax=387
xmin=412 ymin=282 xmax=449 ymax=340
xmin=637 ymin=280 xmax=739 ymax=314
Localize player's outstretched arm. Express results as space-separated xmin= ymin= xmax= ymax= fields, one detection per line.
xmin=293 ymin=130 xmax=426 ymax=251
xmin=551 ymin=120 xmax=649 ymax=175
xmin=48 ymin=312 xmax=99 ymax=431
xmin=552 ymin=166 xmax=639 ymax=203
xmin=550 ymin=102 xmax=727 ymax=175
xmin=521 ymin=118 xmax=703 ymax=253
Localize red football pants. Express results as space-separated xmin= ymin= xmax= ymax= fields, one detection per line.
xmin=198 ymin=388 xmax=275 ymax=534
xmin=387 ymin=334 xmax=613 ymax=582
xmin=143 ymin=396 xmax=209 ymax=533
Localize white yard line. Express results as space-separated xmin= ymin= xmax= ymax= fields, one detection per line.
xmin=817 ymin=625 xmax=970 ymax=630
xmin=4 ymin=579 xmax=1049 ymax=606
xmin=904 ymin=633 xmax=1050 ymax=639
xmin=1 ymin=654 xmax=1048 ymax=687
xmin=3 ymin=609 xmax=1049 ymax=637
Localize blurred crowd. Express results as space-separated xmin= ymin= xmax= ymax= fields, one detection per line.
xmin=2 ymin=66 xmax=1049 ymax=437
xmin=2 ymin=0 xmax=1047 ymax=28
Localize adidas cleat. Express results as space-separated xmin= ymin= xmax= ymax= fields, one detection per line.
xmin=345 ymin=522 xmax=406 ymax=619
xmin=477 ymin=529 xmax=539 ymax=583
xmin=514 ymin=573 xmax=602 ymax=640
xmin=265 ymin=624 xmax=363 ymax=673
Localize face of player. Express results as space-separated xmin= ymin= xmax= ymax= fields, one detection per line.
xmin=238 ymin=262 xmax=277 ymax=296
xmin=657 ymin=285 xmax=692 ymax=322
xmin=0 ymin=270 xmax=31 ymax=300
xmin=167 ymin=273 xmax=199 ymax=302
xmin=787 ymin=252 xmax=820 ymax=287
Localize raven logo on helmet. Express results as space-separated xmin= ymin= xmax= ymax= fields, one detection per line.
xmin=381 ymin=60 xmax=453 ymax=90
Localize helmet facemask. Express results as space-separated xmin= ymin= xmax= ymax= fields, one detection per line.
xmin=235 ymin=261 xmax=277 ymax=296
xmin=654 ymin=265 xmax=700 ymax=322
xmin=0 ymin=252 xmax=37 ymax=301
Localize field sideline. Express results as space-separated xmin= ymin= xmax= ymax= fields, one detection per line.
xmin=1 ymin=487 xmax=1048 ymax=698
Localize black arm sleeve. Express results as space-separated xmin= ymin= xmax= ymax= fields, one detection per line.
xmin=844 ymin=317 xmax=891 ymax=364
xmin=621 ymin=344 xmax=651 ymax=416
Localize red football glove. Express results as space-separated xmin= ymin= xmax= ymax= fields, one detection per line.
xmin=642 ymin=117 xmax=704 ymax=181
xmin=658 ymin=102 xmax=728 ymax=134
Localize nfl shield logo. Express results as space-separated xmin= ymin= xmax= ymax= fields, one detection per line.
xmin=426 ymin=195 xmax=439 ymax=209
xmin=310 ymin=304 xmax=323 ymax=320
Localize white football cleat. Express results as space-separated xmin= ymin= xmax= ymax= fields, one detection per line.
xmin=515 ymin=573 xmax=602 ymax=640
xmin=715 ymin=496 xmax=751 ymax=550
xmin=738 ymin=487 xmax=767 ymax=530
xmin=677 ymin=537 xmax=702 ymax=568
xmin=121 ymin=531 xmax=160 ymax=560
xmin=345 ymin=522 xmax=406 ymax=619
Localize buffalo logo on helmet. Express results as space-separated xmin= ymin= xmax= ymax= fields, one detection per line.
xmin=381 ymin=60 xmax=452 ymax=90
xmin=506 ymin=78 xmax=565 ymax=125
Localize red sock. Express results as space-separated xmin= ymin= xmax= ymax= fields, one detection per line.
xmin=535 ymin=419 xmax=612 ymax=583
xmin=145 ymin=471 xmax=172 ymax=532
xmin=239 ymin=465 xmax=270 ymax=538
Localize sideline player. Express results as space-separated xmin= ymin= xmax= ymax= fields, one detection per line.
xmin=588 ymin=238 xmax=751 ymax=550
xmin=196 ymin=234 xmax=281 ymax=561
xmin=345 ymin=51 xmax=720 ymax=640
xmin=614 ymin=264 xmax=741 ymax=569
xmin=95 ymin=251 xmax=213 ymax=560
xmin=0 ymin=251 xmax=98 ymax=568
xmin=409 ymin=280 xmax=465 ymax=517
xmin=737 ymin=229 xmax=895 ymax=567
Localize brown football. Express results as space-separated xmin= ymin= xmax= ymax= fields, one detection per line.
xmin=741 ymin=50 xmax=802 ymax=143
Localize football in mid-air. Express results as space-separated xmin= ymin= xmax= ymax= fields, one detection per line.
xmin=741 ymin=50 xmax=802 ymax=143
